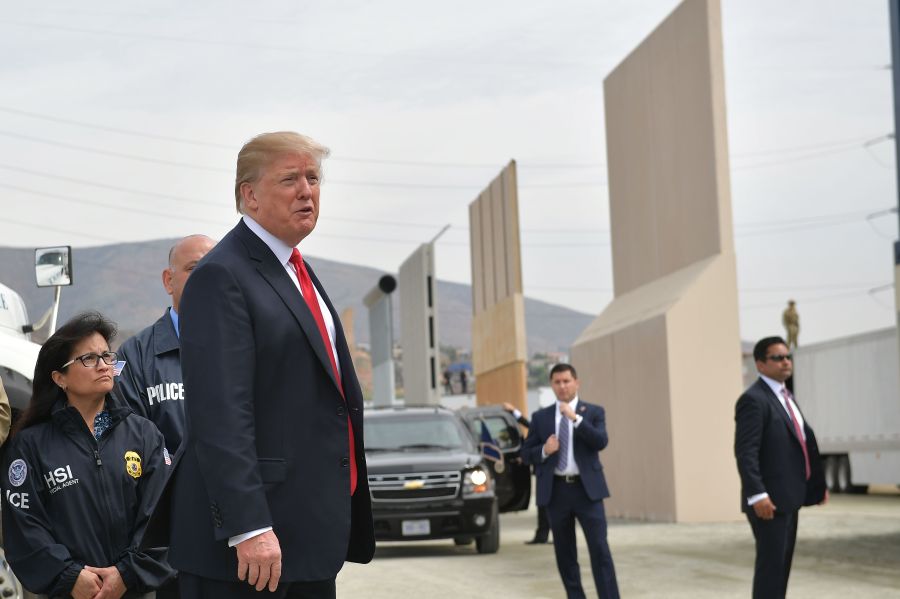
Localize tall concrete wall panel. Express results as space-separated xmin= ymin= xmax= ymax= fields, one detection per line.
xmin=399 ymin=244 xmax=440 ymax=405
xmin=469 ymin=161 xmax=527 ymax=411
xmin=571 ymin=0 xmax=741 ymax=523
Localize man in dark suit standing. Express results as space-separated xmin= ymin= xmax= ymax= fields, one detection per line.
xmin=735 ymin=336 xmax=827 ymax=599
xmin=170 ymin=131 xmax=374 ymax=598
xmin=522 ymin=364 xmax=619 ymax=599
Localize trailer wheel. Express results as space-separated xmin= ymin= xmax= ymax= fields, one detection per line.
xmin=823 ymin=456 xmax=839 ymax=492
xmin=836 ymin=455 xmax=868 ymax=494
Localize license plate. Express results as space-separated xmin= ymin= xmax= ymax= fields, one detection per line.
xmin=401 ymin=519 xmax=430 ymax=536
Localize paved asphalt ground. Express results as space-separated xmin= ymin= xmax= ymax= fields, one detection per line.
xmin=337 ymin=489 xmax=900 ymax=598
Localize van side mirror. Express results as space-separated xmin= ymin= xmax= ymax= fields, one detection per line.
xmin=35 ymin=246 xmax=73 ymax=287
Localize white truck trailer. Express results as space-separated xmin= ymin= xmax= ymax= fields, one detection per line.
xmin=792 ymin=327 xmax=900 ymax=492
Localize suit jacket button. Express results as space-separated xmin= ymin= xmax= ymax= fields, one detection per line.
xmin=341 ymin=457 xmax=350 ymax=467
xmin=337 ymin=406 xmax=345 ymax=416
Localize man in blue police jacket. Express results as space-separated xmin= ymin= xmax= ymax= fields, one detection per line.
xmin=117 ymin=234 xmax=215 ymax=454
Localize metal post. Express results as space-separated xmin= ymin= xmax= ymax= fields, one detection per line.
xmin=364 ymin=275 xmax=397 ymax=406
xmin=49 ymin=285 xmax=61 ymax=335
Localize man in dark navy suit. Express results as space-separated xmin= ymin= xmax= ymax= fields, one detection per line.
xmin=522 ymin=364 xmax=619 ymax=599
xmin=735 ymin=336 xmax=827 ymax=599
xmin=169 ymin=131 xmax=374 ymax=598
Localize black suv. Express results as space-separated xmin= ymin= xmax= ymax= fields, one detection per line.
xmin=364 ymin=405 xmax=531 ymax=554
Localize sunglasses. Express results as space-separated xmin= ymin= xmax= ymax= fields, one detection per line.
xmin=765 ymin=354 xmax=793 ymax=362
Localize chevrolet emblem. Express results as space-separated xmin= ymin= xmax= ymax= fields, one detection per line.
xmin=403 ymin=479 xmax=425 ymax=490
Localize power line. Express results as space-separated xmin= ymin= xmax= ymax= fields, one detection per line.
xmin=0 ymin=106 xmax=889 ymax=171
xmin=0 ymin=20 xmax=603 ymax=69
xmin=0 ymin=130 xmax=231 ymax=173
xmin=0 ymin=107 xmax=233 ymax=149
xmin=3 ymin=176 xmax=892 ymax=246
xmin=0 ymin=215 xmax=118 ymax=243
xmin=0 ymin=132 xmax=607 ymax=190
xmin=731 ymin=139 xmax=876 ymax=171
xmin=741 ymin=284 xmax=893 ymax=310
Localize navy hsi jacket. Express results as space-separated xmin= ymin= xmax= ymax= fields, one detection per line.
xmin=1 ymin=392 xmax=175 ymax=597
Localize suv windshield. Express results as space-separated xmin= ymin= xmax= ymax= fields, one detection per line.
xmin=366 ymin=414 xmax=473 ymax=452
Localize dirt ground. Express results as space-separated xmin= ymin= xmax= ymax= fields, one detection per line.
xmin=337 ymin=489 xmax=900 ymax=598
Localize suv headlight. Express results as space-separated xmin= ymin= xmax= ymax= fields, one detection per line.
xmin=462 ymin=467 xmax=493 ymax=496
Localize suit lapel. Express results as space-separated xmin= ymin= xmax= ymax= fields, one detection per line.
xmin=235 ymin=222 xmax=341 ymax=393
xmin=540 ymin=406 xmax=560 ymax=468
xmin=756 ymin=378 xmax=801 ymax=443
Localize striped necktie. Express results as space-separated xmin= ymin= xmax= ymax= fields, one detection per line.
xmin=289 ymin=249 xmax=357 ymax=494
xmin=556 ymin=410 xmax=570 ymax=471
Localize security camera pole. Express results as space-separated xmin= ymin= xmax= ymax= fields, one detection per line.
xmin=364 ymin=275 xmax=398 ymax=407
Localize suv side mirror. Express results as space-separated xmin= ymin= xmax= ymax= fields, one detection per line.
xmin=35 ymin=246 xmax=73 ymax=287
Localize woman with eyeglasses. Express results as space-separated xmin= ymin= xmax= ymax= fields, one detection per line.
xmin=1 ymin=312 xmax=174 ymax=599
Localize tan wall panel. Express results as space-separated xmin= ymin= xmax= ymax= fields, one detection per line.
xmin=471 ymin=293 xmax=527 ymax=375
xmin=468 ymin=161 xmax=527 ymax=409
xmin=469 ymin=201 xmax=484 ymax=314
xmin=604 ymin=0 xmax=729 ymax=296
xmin=474 ymin=362 xmax=527 ymax=412
xmin=666 ymin=255 xmax=742 ymax=522
xmin=572 ymin=0 xmax=740 ymax=523
xmin=490 ymin=176 xmax=507 ymax=300
xmin=574 ymin=317 xmax=678 ymax=521
xmin=469 ymin=161 xmax=523 ymax=313
xmin=479 ymin=192 xmax=497 ymax=307
xmin=504 ymin=162 xmax=523 ymax=295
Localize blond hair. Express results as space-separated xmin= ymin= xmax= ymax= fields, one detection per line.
xmin=234 ymin=131 xmax=331 ymax=213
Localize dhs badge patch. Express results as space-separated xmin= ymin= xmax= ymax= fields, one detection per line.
xmin=124 ymin=451 xmax=142 ymax=479
xmin=8 ymin=459 xmax=27 ymax=487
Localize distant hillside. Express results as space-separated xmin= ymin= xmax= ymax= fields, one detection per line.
xmin=0 ymin=241 xmax=592 ymax=354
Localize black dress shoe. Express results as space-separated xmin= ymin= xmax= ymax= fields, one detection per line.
xmin=525 ymin=537 xmax=550 ymax=545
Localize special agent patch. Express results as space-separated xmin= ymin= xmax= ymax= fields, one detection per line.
xmin=8 ymin=459 xmax=27 ymax=487
xmin=124 ymin=451 xmax=142 ymax=479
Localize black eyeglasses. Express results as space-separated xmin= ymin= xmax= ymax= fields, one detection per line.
xmin=60 ymin=351 xmax=118 ymax=369
xmin=766 ymin=354 xmax=793 ymax=362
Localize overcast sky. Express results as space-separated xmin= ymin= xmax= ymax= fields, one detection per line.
xmin=0 ymin=0 xmax=896 ymax=345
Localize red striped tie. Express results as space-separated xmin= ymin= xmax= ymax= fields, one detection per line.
xmin=782 ymin=388 xmax=810 ymax=481
xmin=290 ymin=249 xmax=357 ymax=495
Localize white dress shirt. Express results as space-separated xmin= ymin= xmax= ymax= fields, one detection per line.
xmin=541 ymin=397 xmax=584 ymax=475
xmin=229 ymin=215 xmax=342 ymax=547
xmin=747 ymin=375 xmax=806 ymax=506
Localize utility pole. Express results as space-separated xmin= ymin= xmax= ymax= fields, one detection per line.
xmin=891 ymin=0 xmax=900 ymax=237
xmin=889 ymin=0 xmax=900 ymax=347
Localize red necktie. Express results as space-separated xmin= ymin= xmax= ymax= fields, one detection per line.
xmin=289 ymin=249 xmax=357 ymax=495
xmin=781 ymin=388 xmax=810 ymax=480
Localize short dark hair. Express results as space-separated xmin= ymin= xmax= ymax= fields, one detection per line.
xmin=9 ymin=311 xmax=117 ymax=440
xmin=753 ymin=336 xmax=787 ymax=362
xmin=549 ymin=363 xmax=577 ymax=380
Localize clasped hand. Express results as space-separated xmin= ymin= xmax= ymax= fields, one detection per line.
xmin=72 ymin=565 xmax=126 ymax=599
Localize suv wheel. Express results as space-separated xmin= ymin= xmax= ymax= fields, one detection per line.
xmin=475 ymin=505 xmax=500 ymax=554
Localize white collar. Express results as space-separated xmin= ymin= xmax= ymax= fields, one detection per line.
xmin=556 ymin=396 xmax=579 ymax=414
xmin=242 ymin=215 xmax=297 ymax=266
xmin=759 ymin=374 xmax=788 ymax=398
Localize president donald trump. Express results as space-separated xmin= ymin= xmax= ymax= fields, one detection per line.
xmin=169 ymin=131 xmax=374 ymax=598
